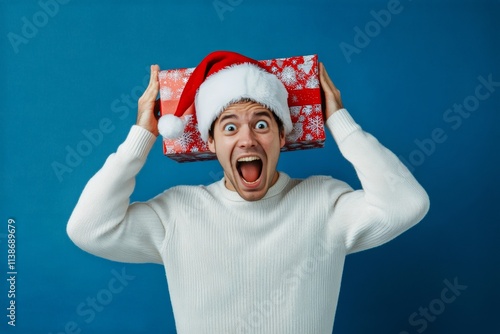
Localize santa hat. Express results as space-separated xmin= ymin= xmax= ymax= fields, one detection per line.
xmin=158 ymin=51 xmax=292 ymax=142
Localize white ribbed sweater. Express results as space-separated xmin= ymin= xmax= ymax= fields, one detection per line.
xmin=67 ymin=109 xmax=429 ymax=333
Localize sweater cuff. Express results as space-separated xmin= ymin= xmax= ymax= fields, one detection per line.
xmin=326 ymin=108 xmax=362 ymax=144
xmin=119 ymin=125 xmax=157 ymax=161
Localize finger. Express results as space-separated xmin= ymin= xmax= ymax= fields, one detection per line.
xmin=321 ymin=63 xmax=342 ymax=99
xmin=319 ymin=62 xmax=337 ymax=93
xmin=141 ymin=65 xmax=160 ymax=101
xmin=148 ymin=64 xmax=160 ymax=87
xmin=319 ymin=63 xmax=343 ymax=114
xmin=319 ymin=63 xmax=331 ymax=95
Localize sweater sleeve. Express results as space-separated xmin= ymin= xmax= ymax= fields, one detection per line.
xmin=327 ymin=109 xmax=430 ymax=254
xmin=66 ymin=125 xmax=166 ymax=264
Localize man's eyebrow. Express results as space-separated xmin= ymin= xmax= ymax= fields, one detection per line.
xmin=253 ymin=111 xmax=273 ymax=119
xmin=218 ymin=110 xmax=273 ymax=124
xmin=218 ymin=113 xmax=238 ymax=124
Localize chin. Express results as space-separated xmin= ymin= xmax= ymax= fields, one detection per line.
xmin=238 ymin=191 xmax=267 ymax=202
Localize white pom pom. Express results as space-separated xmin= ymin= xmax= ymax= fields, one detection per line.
xmin=158 ymin=114 xmax=185 ymax=139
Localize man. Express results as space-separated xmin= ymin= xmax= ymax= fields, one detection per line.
xmin=67 ymin=51 xmax=429 ymax=333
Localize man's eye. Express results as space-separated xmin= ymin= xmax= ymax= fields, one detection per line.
xmin=224 ymin=123 xmax=237 ymax=132
xmin=255 ymin=120 xmax=268 ymax=129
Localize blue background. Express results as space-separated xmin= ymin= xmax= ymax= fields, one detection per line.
xmin=1 ymin=0 xmax=499 ymax=333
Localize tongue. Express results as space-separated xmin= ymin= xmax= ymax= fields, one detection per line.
xmin=240 ymin=160 xmax=261 ymax=183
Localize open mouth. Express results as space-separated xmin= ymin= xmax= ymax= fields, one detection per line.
xmin=236 ymin=156 xmax=263 ymax=184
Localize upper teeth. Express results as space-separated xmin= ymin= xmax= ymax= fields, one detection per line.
xmin=238 ymin=156 xmax=260 ymax=162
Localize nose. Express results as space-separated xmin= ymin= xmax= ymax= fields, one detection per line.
xmin=237 ymin=125 xmax=257 ymax=148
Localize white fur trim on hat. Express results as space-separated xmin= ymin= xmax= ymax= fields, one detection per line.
xmin=195 ymin=63 xmax=292 ymax=142
xmin=158 ymin=114 xmax=185 ymax=139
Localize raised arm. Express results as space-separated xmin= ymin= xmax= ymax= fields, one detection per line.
xmin=320 ymin=63 xmax=430 ymax=254
xmin=67 ymin=65 xmax=166 ymax=264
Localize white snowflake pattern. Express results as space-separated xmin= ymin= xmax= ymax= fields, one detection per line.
xmin=286 ymin=122 xmax=303 ymax=142
xmin=271 ymin=66 xmax=278 ymax=73
xmin=298 ymin=115 xmax=305 ymax=122
xmin=298 ymin=57 xmax=313 ymax=74
xmin=290 ymin=106 xmax=301 ymax=116
xmin=303 ymin=105 xmax=313 ymax=116
xmin=280 ymin=66 xmax=297 ymax=86
xmin=305 ymin=134 xmax=313 ymax=141
xmin=166 ymin=70 xmax=183 ymax=82
xmin=306 ymin=116 xmax=323 ymax=136
xmin=178 ymin=130 xmax=194 ymax=151
xmin=176 ymin=88 xmax=184 ymax=99
xmin=304 ymin=55 xmax=315 ymax=63
xmin=297 ymin=71 xmax=306 ymax=82
xmin=314 ymin=104 xmax=321 ymax=112
xmin=306 ymin=76 xmax=319 ymax=89
xmin=160 ymin=87 xmax=173 ymax=100
xmin=158 ymin=71 xmax=168 ymax=80
xmin=165 ymin=144 xmax=175 ymax=154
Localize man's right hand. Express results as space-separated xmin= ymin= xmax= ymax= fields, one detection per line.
xmin=137 ymin=64 xmax=160 ymax=137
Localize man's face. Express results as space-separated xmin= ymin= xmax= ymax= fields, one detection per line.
xmin=207 ymin=101 xmax=286 ymax=201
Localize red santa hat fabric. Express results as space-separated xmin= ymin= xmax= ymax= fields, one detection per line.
xmin=157 ymin=51 xmax=292 ymax=142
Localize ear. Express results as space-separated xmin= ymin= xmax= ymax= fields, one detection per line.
xmin=279 ymin=127 xmax=286 ymax=148
xmin=207 ymin=135 xmax=216 ymax=153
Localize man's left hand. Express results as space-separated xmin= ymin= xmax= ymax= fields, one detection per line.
xmin=319 ymin=62 xmax=344 ymax=120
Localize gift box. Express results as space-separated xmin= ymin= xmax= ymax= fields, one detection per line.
xmin=159 ymin=54 xmax=325 ymax=162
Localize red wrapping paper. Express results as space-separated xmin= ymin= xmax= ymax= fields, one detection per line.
xmin=159 ymin=54 xmax=325 ymax=162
